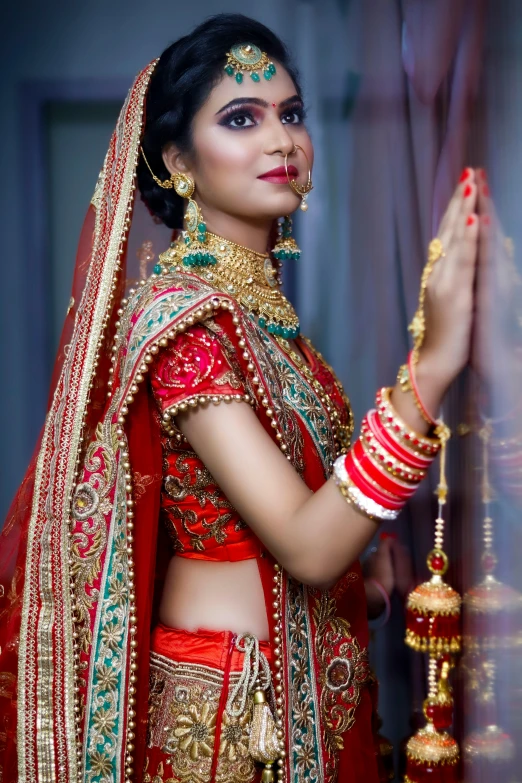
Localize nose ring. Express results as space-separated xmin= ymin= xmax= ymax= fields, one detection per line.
xmin=284 ymin=144 xmax=313 ymax=211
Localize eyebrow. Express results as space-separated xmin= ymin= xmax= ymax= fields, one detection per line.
xmin=215 ymin=94 xmax=302 ymax=115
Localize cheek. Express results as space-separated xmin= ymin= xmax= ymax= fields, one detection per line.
xmin=196 ymin=128 xmax=257 ymax=178
xmin=301 ymin=134 xmax=314 ymax=169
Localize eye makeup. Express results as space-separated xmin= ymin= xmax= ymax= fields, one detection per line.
xmin=217 ymin=99 xmax=307 ymax=129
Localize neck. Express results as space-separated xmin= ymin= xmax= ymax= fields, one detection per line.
xmin=197 ymin=203 xmax=272 ymax=255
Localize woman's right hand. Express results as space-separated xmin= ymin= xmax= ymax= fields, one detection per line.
xmin=392 ymin=169 xmax=479 ymax=431
xmin=416 ymin=169 xmax=479 ymax=396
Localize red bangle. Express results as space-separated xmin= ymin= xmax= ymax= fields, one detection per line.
xmin=353 ymin=440 xmax=417 ymax=499
xmin=345 ymin=451 xmax=405 ymax=510
xmin=408 ymin=351 xmax=438 ymax=426
xmin=365 ymin=411 xmax=432 ymax=471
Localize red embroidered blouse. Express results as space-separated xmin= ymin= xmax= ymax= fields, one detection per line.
xmin=150 ymin=323 xmax=261 ymax=561
xmin=150 ymin=323 xmax=351 ymax=563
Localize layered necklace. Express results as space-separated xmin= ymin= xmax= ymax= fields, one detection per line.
xmin=158 ymin=231 xmax=300 ymax=338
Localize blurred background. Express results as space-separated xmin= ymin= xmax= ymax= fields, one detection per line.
xmin=2 ymin=0 xmax=522 ymax=779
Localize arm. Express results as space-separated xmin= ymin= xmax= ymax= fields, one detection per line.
xmin=177 ymin=171 xmax=479 ymax=589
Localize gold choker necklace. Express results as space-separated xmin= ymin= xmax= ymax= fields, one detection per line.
xmin=157 ymin=231 xmax=300 ymax=338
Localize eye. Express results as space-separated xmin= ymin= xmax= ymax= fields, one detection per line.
xmin=281 ymin=108 xmax=305 ymax=125
xmin=221 ymin=112 xmax=257 ymax=129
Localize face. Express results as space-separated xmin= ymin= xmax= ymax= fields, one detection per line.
xmin=162 ymin=63 xmax=313 ymax=225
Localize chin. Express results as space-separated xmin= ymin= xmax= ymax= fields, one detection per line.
xmin=257 ymin=197 xmax=302 ymax=220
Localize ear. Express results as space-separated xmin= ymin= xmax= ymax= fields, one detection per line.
xmin=162 ymin=142 xmax=192 ymax=178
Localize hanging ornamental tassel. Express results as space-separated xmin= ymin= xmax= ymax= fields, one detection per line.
xmin=461 ymin=422 xmax=517 ymax=782
xmin=248 ymin=683 xmax=282 ymax=783
xmin=405 ymin=662 xmax=460 ymax=783
xmin=404 ymin=423 xmax=462 ymax=783
xmin=463 ymin=725 xmax=515 ymax=782
xmin=405 ymin=425 xmax=461 ymax=657
xmin=463 ymin=422 xmax=522 ymax=649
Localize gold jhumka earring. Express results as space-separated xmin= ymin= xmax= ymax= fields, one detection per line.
xmin=141 ymin=148 xmax=217 ymax=269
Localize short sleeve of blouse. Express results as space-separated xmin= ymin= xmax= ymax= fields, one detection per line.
xmin=150 ymin=323 xmax=249 ymax=415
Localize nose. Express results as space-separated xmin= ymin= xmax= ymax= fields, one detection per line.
xmin=264 ymin=117 xmax=296 ymax=158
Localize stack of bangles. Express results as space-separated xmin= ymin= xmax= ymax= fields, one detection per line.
xmin=333 ymin=387 xmax=442 ymax=522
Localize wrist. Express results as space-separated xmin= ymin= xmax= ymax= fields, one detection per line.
xmin=415 ymin=351 xmax=455 ymax=401
xmin=415 ymin=351 xmax=452 ymax=412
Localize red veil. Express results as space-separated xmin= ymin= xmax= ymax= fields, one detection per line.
xmin=0 ymin=62 xmax=173 ymax=783
xmin=0 ymin=58 xmax=382 ymax=783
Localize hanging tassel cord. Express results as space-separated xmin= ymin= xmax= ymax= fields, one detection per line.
xmin=433 ymin=421 xmax=451 ymax=551
xmin=226 ymin=633 xmax=272 ymax=718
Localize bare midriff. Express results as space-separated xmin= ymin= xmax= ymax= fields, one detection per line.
xmin=158 ymin=556 xmax=270 ymax=640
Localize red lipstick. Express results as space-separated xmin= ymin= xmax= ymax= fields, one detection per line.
xmin=258 ymin=164 xmax=298 ymax=184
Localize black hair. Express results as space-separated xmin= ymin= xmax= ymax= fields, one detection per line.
xmin=137 ymin=14 xmax=302 ymax=229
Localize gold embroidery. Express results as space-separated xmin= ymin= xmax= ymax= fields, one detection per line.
xmin=90 ymin=169 xmax=104 ymax=211
xmin=301 ymin=336 xmax=355 ymax=450
xmin=0 ymin=672 xmax=16 ymax=700
xmin=285 ymin=578 xmax=323 ymax=780
xmin=143 ymin=757 xmax=178 ymax=783
xmin=242 ymin=317 xmax=306 ymax=475
xmin=204 ymin=318 xmax=256 ymax=401
xmin=147 ymin=652 xmax=256 ymax=783
xmin=70 ymin=419 xmax=118 ymax=654
xmin=313 ymin=592 xmax=370 ymax=780
xmin=162 ymin=451 xmax=240 ymax=553
xmin=133 ymin=471 xmax=162 ymax=499
xmin=214 ymin=369 xmax=243 ymax=388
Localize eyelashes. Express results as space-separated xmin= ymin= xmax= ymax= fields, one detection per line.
xmin=218 ymin=104 xmax=307 ymax=130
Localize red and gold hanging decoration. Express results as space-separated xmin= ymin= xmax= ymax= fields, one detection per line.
xmin=404 ymin=423 xmax=462 ymax=783
xmin=461 ymin=421 xmax=518 ymax=782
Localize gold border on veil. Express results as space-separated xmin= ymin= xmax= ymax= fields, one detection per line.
xmin=17 ymin=62 xmax=157 ymax=783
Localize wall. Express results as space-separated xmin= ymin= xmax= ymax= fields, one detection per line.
xmin=0 ymin=0 xmax=296 ymax=516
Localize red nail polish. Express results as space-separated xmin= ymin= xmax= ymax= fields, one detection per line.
xmin=482 ymin=184 xmax=490 ymax=197
xmin=482 ymin=214 xmax=491 ymax=225
xmin=466 ymin=214 xmax=475 ymax=226
xmin=380 ymin=532 xmax=398 ymax=540
xmin=464 ymin=184 xmax=472 ymax=198
xmin=459 ymin=168 xmax=470 ymax=182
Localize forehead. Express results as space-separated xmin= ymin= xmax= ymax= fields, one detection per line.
xmin=202 ymin=62 xmax=299 ymax=113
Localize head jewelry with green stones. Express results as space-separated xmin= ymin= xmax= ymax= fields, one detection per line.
xmin=224 ymin=43 xmax=277 ymax=84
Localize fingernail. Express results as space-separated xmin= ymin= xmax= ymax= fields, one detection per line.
xmin=466 ymin=214 xmax=476 ymax=226
xmin=478 ymin=167 xmax=488 ymax=181
xmin=380 ymin=532 xmax=398 ymax=540
xmin=464 ymin=184 xmax=473 ymax=198
xmin=459 ymin=168 xmax=471 ymax=182
xmin=482 ymin=184 xmax=490 ymax=197
xmin=482 ymin=214 xmax=491 ymax=225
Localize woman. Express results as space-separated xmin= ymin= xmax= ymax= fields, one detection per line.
xmin=0 ymin=14 xmax=478 ymax=783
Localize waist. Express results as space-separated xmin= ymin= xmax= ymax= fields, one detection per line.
xmin=152 ymin=623 xmax=273 ymax=668
xmin=158 ymin=556 xmax=270 ymax=639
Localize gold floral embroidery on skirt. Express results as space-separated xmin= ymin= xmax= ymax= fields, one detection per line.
xmin=147 ymin=651 xmax=256 ymax=783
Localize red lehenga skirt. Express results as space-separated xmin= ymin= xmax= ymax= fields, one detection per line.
xmin=143 ymin=624 xmax=274 ymax=783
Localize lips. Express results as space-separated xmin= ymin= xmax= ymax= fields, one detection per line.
xmin=258 ymin=164 xmax=298 ymax=183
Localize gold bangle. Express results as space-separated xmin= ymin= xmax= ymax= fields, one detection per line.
xmin=378 ymin=387 xmax=442 ymax=453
